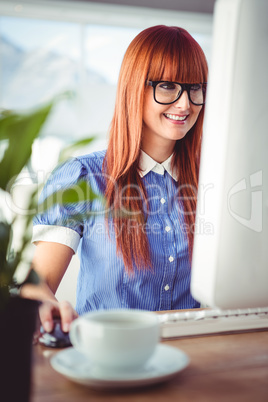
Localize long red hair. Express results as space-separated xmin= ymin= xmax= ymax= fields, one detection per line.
xmin=104 ymin=25 xmax=208 ymax=273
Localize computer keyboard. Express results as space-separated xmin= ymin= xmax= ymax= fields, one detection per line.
xmin=159 ymin=307 xmax=268 ymax=339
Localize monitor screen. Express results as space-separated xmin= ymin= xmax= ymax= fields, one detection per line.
xmin=191 ymin=0 xmax=268 ymax=309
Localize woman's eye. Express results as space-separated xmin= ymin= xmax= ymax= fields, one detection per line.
xmin=190 ymin=84 xmax=201 ymax=91
xmin=159 ymin=82 xmax=176 ymax=90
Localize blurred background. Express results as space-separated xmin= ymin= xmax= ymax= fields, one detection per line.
xmin=0 ymin=0 xmax=214 ymax=176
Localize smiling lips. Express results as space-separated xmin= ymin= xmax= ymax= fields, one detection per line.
xmin=164 ymin=113 xmax=188 ymax=122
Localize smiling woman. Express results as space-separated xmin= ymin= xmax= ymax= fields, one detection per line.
xmin=21 ymin=25 xmax=210 ymax=337
xmin=0 ymin=1 xmax=212 ymax=335
xmin=105 ymin=25 xmax=208 ymax=270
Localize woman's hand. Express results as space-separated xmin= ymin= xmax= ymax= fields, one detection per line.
xmin=21 ymin=281 xmax=78 ymax=333
xmin=39 ymin=299 xmax=78 ymax=333
xmin=22 ymin=241 xmax=78 ymax=332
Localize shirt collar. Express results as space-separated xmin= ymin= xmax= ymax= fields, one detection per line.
xmin=139 ymin=150 xmax=178 ymax=181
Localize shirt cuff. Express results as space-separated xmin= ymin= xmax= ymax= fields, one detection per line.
xmin=32 ymin=225 xmax=81 ymax=253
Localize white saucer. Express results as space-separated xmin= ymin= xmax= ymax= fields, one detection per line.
xmin=50 ymin=344 xmax=189 ymax=389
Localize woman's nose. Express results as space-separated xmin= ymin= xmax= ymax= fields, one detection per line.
xmin=174 ymin=90 xmax=190 ymax=109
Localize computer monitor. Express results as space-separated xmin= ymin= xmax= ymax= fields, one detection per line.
xmin=191 ymin=0 xmax=268 ymax=309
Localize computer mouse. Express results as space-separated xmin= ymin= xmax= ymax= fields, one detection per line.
xmin=39 ymin=318 xmax=72 ymax=348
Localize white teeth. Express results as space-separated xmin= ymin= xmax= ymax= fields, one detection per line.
xmin=165 ymin=113 xmax=187 ymax=121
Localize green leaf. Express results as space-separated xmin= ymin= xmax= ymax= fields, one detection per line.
xmin=0 ymin=222 xmax=12 ymax=268
xmin=59 ymin=136 xmax=97 ymax=162
xmin=37 ymin=180 xmax=102 ymax=215
xmin=0 ymin=102 xmax=54 ymax=191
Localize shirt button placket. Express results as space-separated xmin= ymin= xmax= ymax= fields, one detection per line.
xmin=159 ymin=182 xmax=175 ymax=311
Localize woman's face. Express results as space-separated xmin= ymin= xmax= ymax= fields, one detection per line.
xmin=142 ymin=79 xmax=203 ymax=155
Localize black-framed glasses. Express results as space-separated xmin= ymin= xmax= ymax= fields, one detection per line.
xmin=146 ymin=80 xmax=207 ymax=106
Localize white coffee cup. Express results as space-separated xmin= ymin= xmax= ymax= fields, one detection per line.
xmin=69 ymin=309 xmax=160 ymax=373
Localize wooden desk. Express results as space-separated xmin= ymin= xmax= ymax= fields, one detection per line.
xmin=30 ymin=330 xmax=268 ymax=402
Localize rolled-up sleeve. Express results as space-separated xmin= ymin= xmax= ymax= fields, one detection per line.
xmin=32 ymin=224 xmax=81 ymax=252
xmin=32 ymin=157 xmax=90 ymax=250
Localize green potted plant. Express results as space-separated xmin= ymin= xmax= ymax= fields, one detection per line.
xmin=0 ymin=98 xmax=99 ymax=402
xmin=0 ymin=101 xmax=54 ymax=402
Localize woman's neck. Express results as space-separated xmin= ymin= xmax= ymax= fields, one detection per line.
xmin=141 ymin=140 xmax=175 ymax=163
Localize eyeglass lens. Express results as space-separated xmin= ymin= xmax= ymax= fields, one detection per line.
xmin=155 ymin=82 xmax=205 ymax=105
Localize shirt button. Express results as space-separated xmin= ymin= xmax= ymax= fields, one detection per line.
xmin=169 ymin=256 xmax=174 ymax=262
xmin=160 ymin=198 xmax=166 ymax=204
xmin=165 ymin=226 xmax=171 ymax=232
xmin=164 ymin=284 xmax=170 ymax=291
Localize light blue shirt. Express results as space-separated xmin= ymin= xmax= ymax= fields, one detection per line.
xmin=33 ymin=150 xmax=200 ymax=314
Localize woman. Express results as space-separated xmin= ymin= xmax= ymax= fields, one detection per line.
xmin=23 ymin=25 xmax=208 ymax=333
